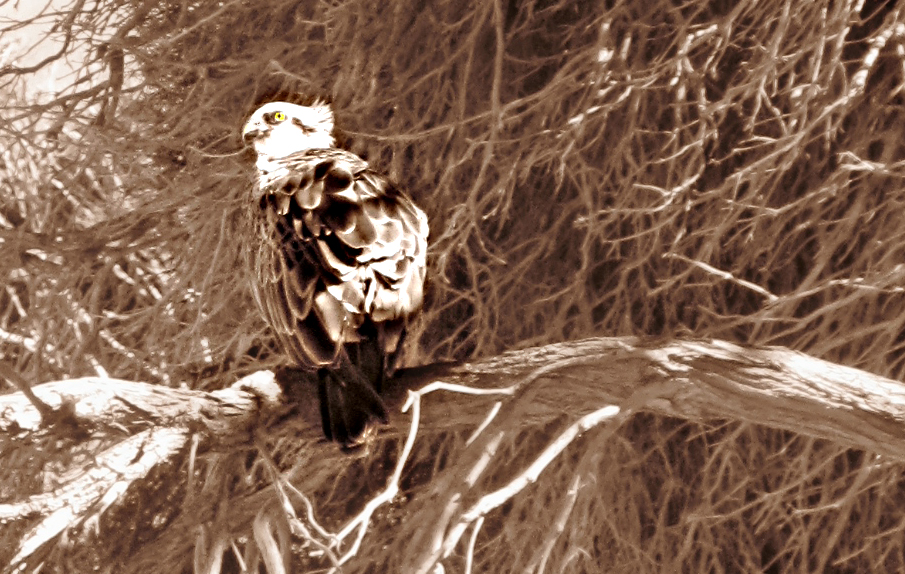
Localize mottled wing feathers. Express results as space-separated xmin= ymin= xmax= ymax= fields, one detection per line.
xmin=252 ymin=148 xmax=428 ymax=369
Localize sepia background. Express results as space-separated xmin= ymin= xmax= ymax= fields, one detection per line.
xmin=3 ymin=0 xmax=905 ymax=571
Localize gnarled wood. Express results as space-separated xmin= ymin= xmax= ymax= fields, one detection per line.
xmin=4 ymin=337 xmax=905 ymax=572
xmin=4 ymin=337 xmax=905 ymax=458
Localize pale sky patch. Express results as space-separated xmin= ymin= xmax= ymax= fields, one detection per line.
xmin=0 ymin=0 xmax=90 ymax=98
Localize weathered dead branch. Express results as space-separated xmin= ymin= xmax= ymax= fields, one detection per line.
xmin=4 ymin=336 xmax=905 ymax=571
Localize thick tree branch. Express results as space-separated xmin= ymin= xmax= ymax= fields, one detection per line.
xmin=3 ymin=337 xmax=905 ymax=457
xmin=5 ymin=336 xmax=904 ymax=571
xmin=0 ymin=370 xmax=283 ymax=438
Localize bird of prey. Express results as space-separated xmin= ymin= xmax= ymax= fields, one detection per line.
xmin=242 ymin=100 xmax=428 ymax=446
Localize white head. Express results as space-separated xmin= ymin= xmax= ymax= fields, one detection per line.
xmin=242 ymin=101 xmax=336 ymax=171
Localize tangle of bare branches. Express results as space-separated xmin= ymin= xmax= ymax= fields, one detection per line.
xmin=3 ymin=0 xmax=905 ymax=571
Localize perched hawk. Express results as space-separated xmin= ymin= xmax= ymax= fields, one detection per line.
xmin=242 ymin=100 xmax=429 ymax=446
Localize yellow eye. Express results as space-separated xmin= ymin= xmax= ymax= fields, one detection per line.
xmin=273 ymin=111 xmax=286 ymax=122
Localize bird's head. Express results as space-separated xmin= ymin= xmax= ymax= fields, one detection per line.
xmin=242 ymin=101 xmax=336 ymax=171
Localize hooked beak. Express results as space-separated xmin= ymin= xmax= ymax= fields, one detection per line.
xmin=242 ymin=122 xmax=265 ymax=145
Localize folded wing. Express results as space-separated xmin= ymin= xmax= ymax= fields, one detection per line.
xmin=250 ymin=148 xmax=429 ymax=369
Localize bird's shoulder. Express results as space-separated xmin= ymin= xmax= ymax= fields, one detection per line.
xmin=260 ymin=148 xmax=427 ymax=240
xmin=278 ymin=148 xmax=369 ymax=176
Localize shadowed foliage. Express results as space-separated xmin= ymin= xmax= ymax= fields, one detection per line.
xmin=3 ymin=0 xmax=905 ymax=571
